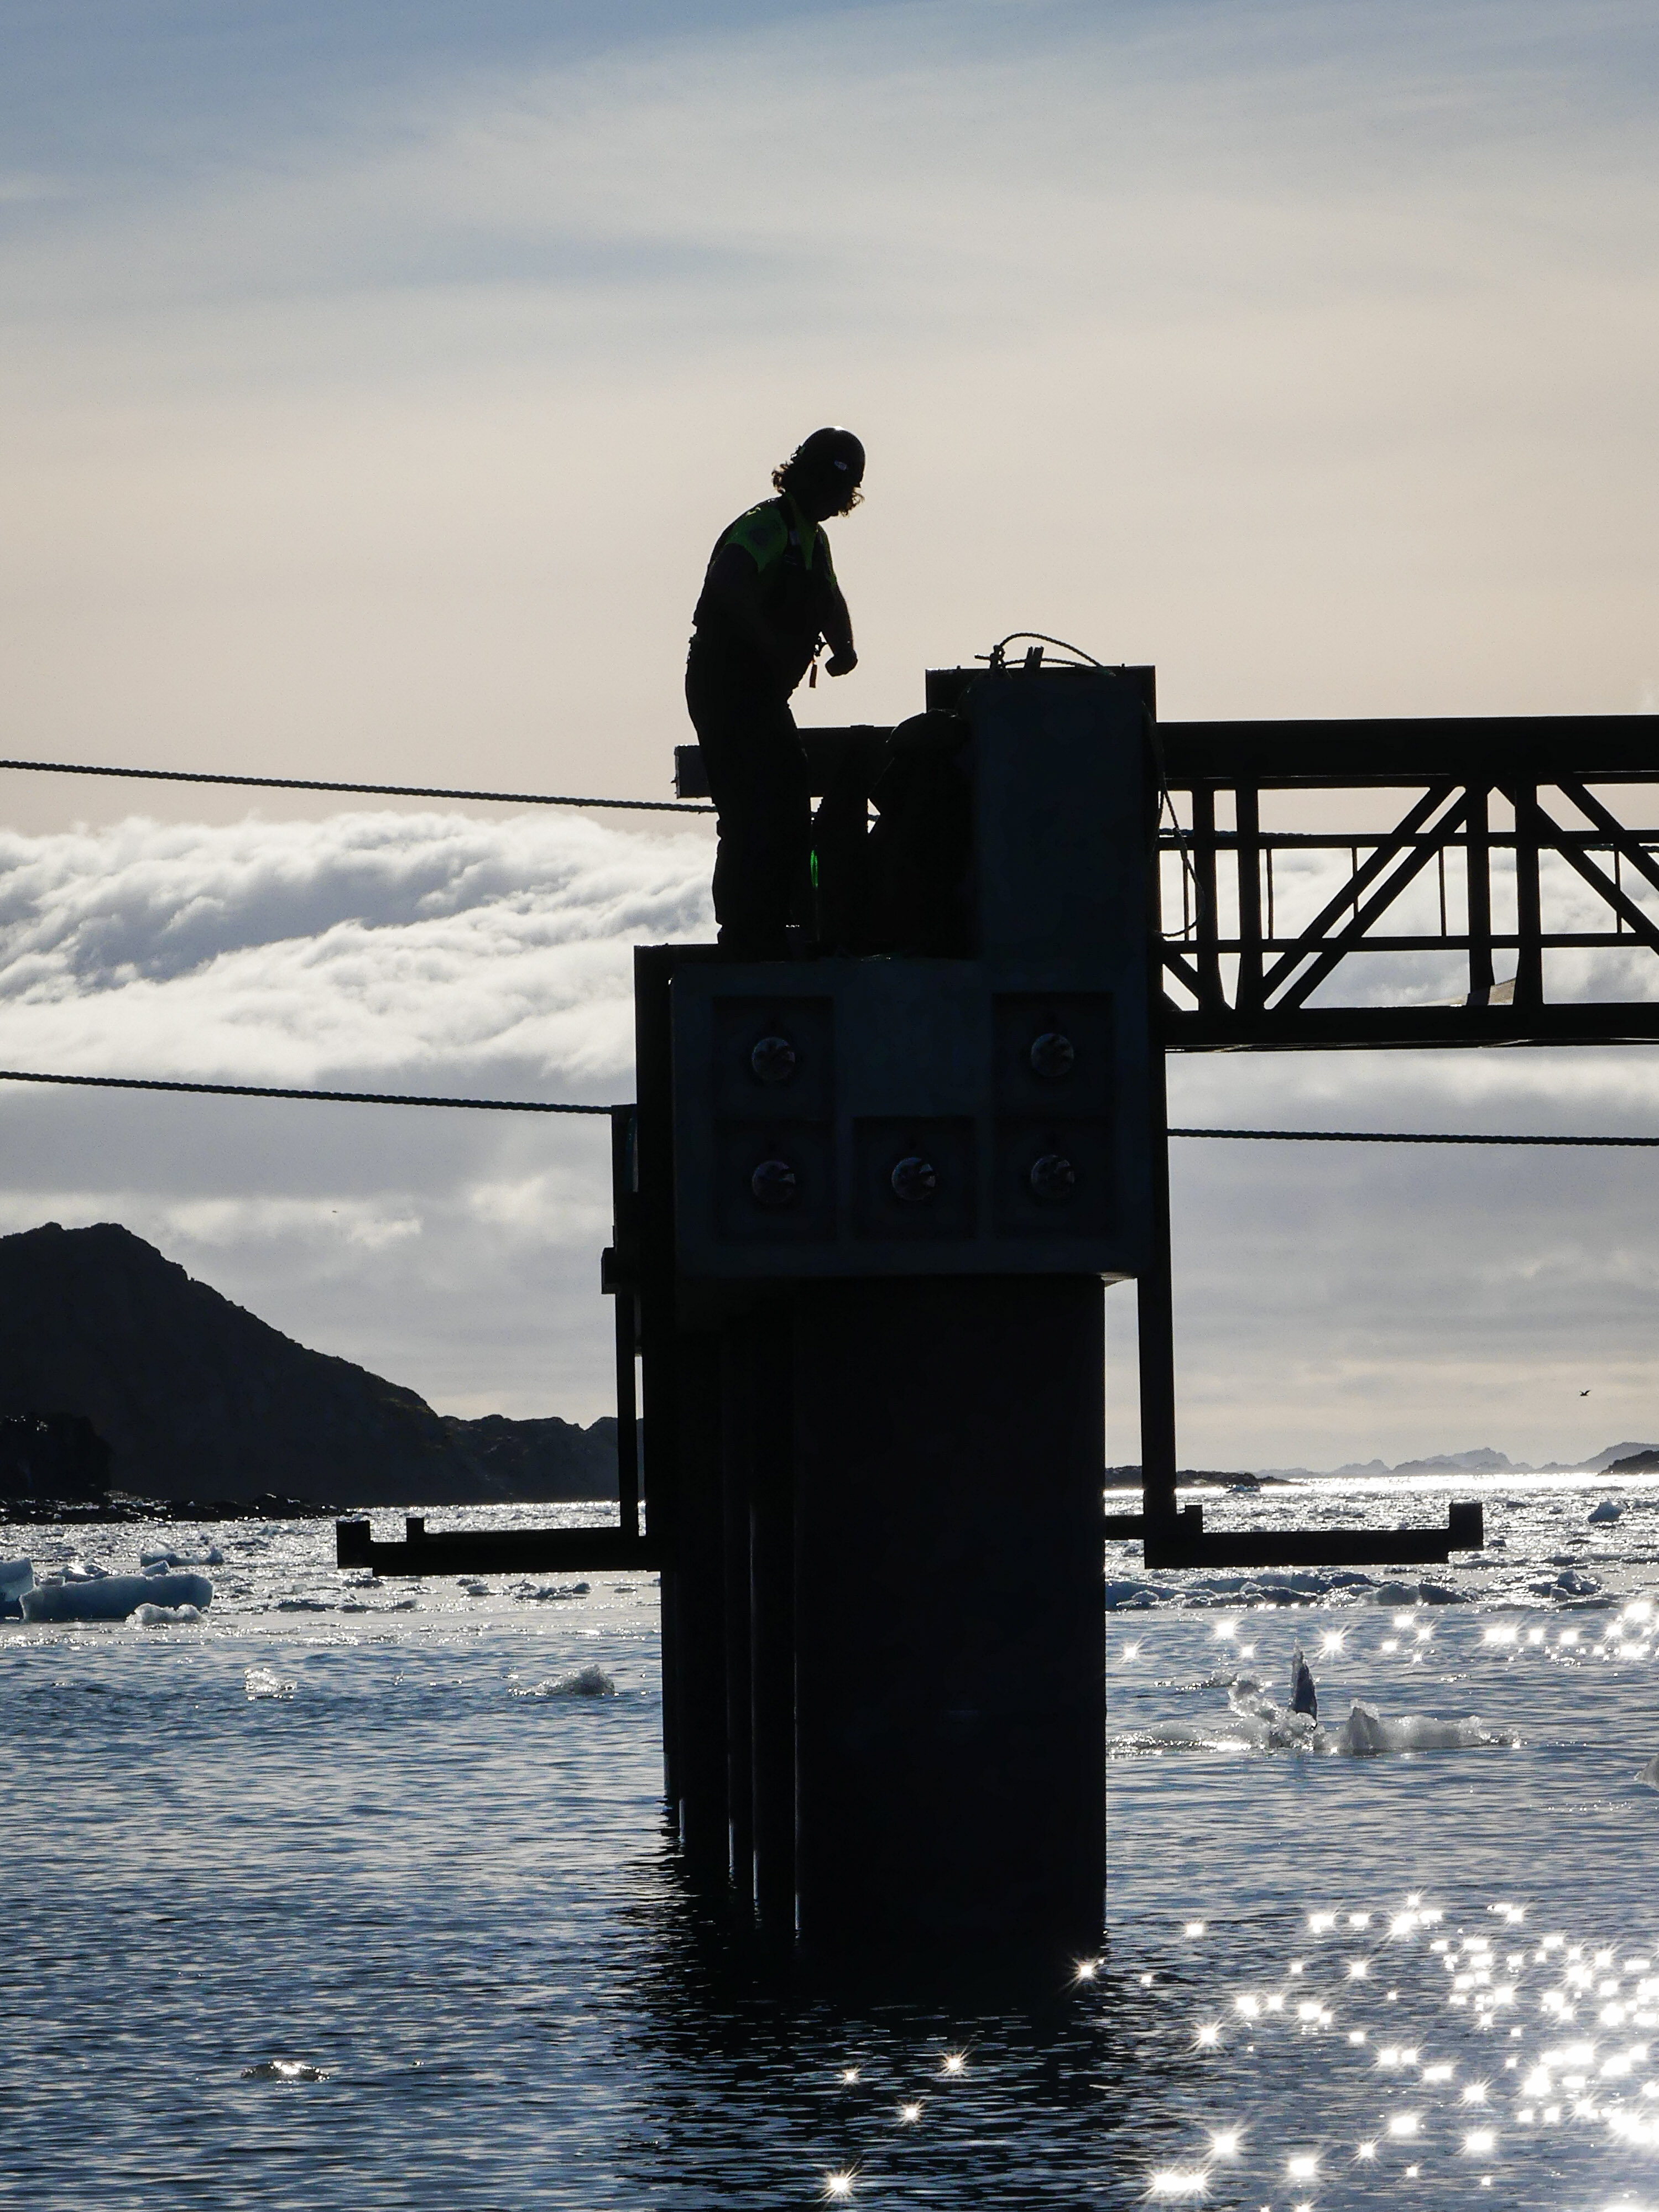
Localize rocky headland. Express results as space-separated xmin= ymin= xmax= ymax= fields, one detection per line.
xmin=0 ymin=1222 xmax=620 ymax=1515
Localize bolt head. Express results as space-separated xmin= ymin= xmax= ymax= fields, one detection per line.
xmin=1029 ymin=1151 xmax=1077 ymax=1200
xmin=750 ymin=1035 xmax=797 ymax=1084
xmin=750 ymin=1157 xmax=798 ymax=1209
xmin=1029 ymin=1030 xmax=1076 ymax=1081
xmin=890 ymin=1155 xmax=937 ymax=1203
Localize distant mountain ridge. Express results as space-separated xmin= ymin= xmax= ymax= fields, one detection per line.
xmin=0 ymin=1222 xmax=619 ymax=1508
xmin=1107 ymin=1441 xmax=1659 ymax=1486
xmin=1250 ymin=1442 xmax=1659 ymax=1480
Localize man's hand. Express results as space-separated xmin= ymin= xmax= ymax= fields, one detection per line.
xmin=823 ymin=648 xmax=858 ymax=678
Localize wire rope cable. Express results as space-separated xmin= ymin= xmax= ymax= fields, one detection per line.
xmin=0 ymin=1069 xmax=612 ymax=1114
xmin=0 ymin=1068 xmax=1652 ymax=1144
xmin=0 ymin=756 xmax=714 ymax=815
xmin=1170 ymin=1126 xmax=1659 ymax=1149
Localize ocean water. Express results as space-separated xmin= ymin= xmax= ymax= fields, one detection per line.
xmin=4 ymin=1475 xmax=1658 ymax=2211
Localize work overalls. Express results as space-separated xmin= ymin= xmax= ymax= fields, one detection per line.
xmin=685 ymin=497 xmax=831 ymax=957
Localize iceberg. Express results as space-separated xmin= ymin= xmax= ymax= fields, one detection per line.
xmin=21 ymin=1571 xmax=212 ymax=1623
xmin=1 ymin=1556 xmax=34 ymax=1618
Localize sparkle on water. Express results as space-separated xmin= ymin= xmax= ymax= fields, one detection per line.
xmin=4 ymin=1477 xmax=1659 ymax=2206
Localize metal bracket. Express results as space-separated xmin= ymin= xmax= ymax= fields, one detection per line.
xmin=1104 ymin=1499 xmax=1484 ymax=1571
xmin=336 ymin=1516 xmax=663 ymax=1577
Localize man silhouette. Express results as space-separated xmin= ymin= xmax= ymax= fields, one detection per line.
xmin=686 ymin=427 xmax=864 ymax=956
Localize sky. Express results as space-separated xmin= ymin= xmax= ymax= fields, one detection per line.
xmin=2 ymin=0 xmax=1657 ymax=1468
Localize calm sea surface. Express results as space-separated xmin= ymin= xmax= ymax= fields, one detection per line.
xmin=4 ymin=1474 xmax=1658 ymax=2210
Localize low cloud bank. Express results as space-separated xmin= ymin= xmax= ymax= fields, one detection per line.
xmin=3 ymin=807 xmax=1658 ymax=1463
xmin=0 ymin=807 xmax=712 ymax=1092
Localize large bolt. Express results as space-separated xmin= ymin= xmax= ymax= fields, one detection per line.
xmin=890 ymin=1155 xmax=938 ymax=1204
xmin=1029 ymin=1030 xmax=1076 ymax=1082
xmin=750 ymin=1034 xmax=797 ymax=1084
xmin=1029 ymin=1151 xmax=1077 ymax=1201
xmin=750 ymin=1157 xmax=799 ymax=1209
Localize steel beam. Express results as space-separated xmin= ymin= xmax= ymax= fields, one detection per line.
xmin=335 ymin=1518 xmax=662 ymax=1574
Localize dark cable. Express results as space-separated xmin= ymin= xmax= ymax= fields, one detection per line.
xmin=1 ymin=1073 xmax=1646 ymax=1145
xmin=0 ymin=757 xmax=715 ymax=815
xmin=978 ymin=632 xmax=1105 ymax=669
xmin=0 ymin=1068 xmax=611 ymax=1115
xmin=1171 ymin=1127 xmax=1659 ymax=1149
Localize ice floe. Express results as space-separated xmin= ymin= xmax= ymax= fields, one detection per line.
xmin=22 ymin=1570 xmax=212 ymax=1622
xmin=0 ymin=1557 xmax=33 ymax=1618
xmin=511 ymin=1663 xmax=616 ymax=1698
xmin=244 ymin=1667 xmax=296 ymax=1699
xmin=1114 ymin=1666 xmax=1508 ymax=1758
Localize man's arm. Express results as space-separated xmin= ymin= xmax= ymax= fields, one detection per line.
xmin=822 ymin=583 xmax=857 ymax=678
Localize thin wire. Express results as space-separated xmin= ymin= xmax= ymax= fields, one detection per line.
xmin=0 ymin=1069 xmax=611 ymax=1114
xmin=977 ymin=632 xmax=1105 ymax=667
xmin=0 ymin=757 xmax=715 ymax=815
xmin=1171 ymin=1126 xmax=1659 ymax=1149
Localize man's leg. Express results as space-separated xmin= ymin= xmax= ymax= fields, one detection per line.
xmin=690 ymin=682 xmax=810 ymax=957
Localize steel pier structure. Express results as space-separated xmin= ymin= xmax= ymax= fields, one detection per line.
xmin=341 ymin=661 xmax=1659 ymax=1963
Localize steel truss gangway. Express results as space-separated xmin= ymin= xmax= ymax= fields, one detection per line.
xmin=343 ymin=686 xmax=1659 ymax=1592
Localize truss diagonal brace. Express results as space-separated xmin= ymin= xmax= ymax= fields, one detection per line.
xmin=1557 ymin=779 xmax=1659 ymax=912
xmin=1512 ymin=789 xmax=1659 ymax=957
xmin=1255 ymin=784 xmax=1457 ymax=1004
xmin=1276 ymin=789 xmax=1474 ymax=1013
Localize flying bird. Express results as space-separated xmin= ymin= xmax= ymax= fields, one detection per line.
xmin=1580 ymin=1389 xmax=1591 ymax=1397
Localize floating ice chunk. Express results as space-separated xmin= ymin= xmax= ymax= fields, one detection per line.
xmin=1334 ymin=1700 xmax=1501 ymax=1755
xmin=246 ymin=1666 xmax=296 ymax=1699
xmin=511 ymin=1580 xmax=591 ymax=1603
xmin=515 ymin=1663 xmax=616 ymax=1698
xmin=140 ymin=1545 xmax=224 ymax=1569
xmin=1290 ymin=1646 xmax=1318 ymax=1719
xmin=241 ymin=2058 xmax=326 ymax=2081
xmin=1588 ymin=1499 xmax=1624 ymax=1525
xmin=128 ymin=1602 xmax=202 ymax=1626
xmin=1340 ymin=1701 xmax=1390 ymax=1756
xmin=22 ymin=1571 xmax=212 ymax=1623
xmin=0 ymin=1557 xmax=33 ymax=1618
xmin=1530 ymin=1568 xmax=1602 ymax=1599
